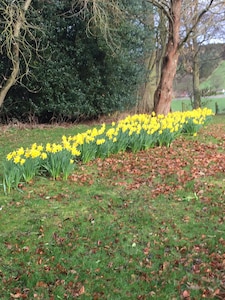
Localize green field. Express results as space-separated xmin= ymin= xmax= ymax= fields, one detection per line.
xmin=0 ymin=116 xmax=225 ymax=299
xmin=172 ymin=96 xmax=225 ymax=114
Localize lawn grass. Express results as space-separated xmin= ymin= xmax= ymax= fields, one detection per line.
xmin=0 ymin=117 xmax=225 ymax=299
xmin=172 ymin=96 xmax=225 ymax=114
xmin=0 ymin=124 xmax=90 ymax=160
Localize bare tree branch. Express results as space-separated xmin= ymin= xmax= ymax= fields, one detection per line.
xmin=69 ymin=0 xmax=124 ymax=50
xmin=0 ymin=0 xmax=43 ymax=107
xmin=146 ymin=0 xmax=173 ymax=23
xmin=179 ymin=0 xmax=215 ymax=48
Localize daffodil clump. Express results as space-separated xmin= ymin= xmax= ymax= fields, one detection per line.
xmin=2 ymin=108 xmax=213 ymax=193
xmin=3 ymin=142 xmax=80 ymax=193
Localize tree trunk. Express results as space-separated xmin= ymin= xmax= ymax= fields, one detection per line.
xmin=0 ymin=0 xmax=32 ymax=108
xmin=137 ymin=7 xmax=167 ymax=114
xmin=137 ymin=52 xmax=156 ymax=113
xmin=192 ymin=51 xmax=201 ymax=109
xmin=191 ymin=3 xmax=201 ymax=110
xmin=153 ymin=0 xmax=181 ymax=115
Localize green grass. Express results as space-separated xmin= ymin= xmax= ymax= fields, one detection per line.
xmin=0 ymin=124 xmax=89 ymax=161
xmin=172 ymin=96 xmax=225 ymax=113
xmin=172 ymin=98 xmax=192 ymax=111
xmin=0 ymin=118 xmax=225 ymax=299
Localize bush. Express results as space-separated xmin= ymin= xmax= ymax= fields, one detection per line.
xmin=0 ymin=0 xmax=147 ymax=123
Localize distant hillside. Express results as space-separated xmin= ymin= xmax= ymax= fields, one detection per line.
xmin=174 ymin=43 xmax=225 ymax=97
xmin=200 ymin=60 xmax=225 ymax=92
xmin=200 ymin=43 xmax=225 ymax=79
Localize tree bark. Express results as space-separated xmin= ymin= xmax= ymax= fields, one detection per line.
xmin=137 ymin=7 xmax=167 ymax=114
xmin=137 ymin=52 xmax=156 ymax=113
xmin=191 ymin=1 xmax=201 ymax=109
xmin=0 ymin=0 xmax=32 ymax=108
xmin=192 ymin=49 xmax=201 ymax=109
xmin=153 ymin=0 xmax=181 ymax=115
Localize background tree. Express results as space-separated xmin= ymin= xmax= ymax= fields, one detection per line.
xmin=75 ymin=0 xmax=225 ymax=115
xmin=136 ymin=3 xmax=168 ymax=113
xmin=179 ymin=0 xmax=225 ymax=108
xmin=144 ymin=0 xmax=218 ymax=115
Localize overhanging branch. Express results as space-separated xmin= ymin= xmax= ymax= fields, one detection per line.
xmin=179 ymin=0 xmax=215 ymax=48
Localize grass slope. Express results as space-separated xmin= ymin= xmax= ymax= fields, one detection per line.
xmin=0 ymin=118 xmax=225 ymax=299
xmin=171 ymin=96 xmax=225 ymax=113
xmin=200 ymin=60 xmax=225 ymax=91
xmin=173 ymin=60 xmax=225 ymax=113
xmin=174 ymin=58 xmax=225 ymax=97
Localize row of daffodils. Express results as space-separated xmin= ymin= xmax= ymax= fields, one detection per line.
xmin=2 ymin=108 xmax=213 ymax=193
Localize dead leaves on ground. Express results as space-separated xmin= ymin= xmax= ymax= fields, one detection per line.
xmin=87 ymin=135 xmax=225 ymax=200
xmin=65 ymin=123 xmax=225 ymax=201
